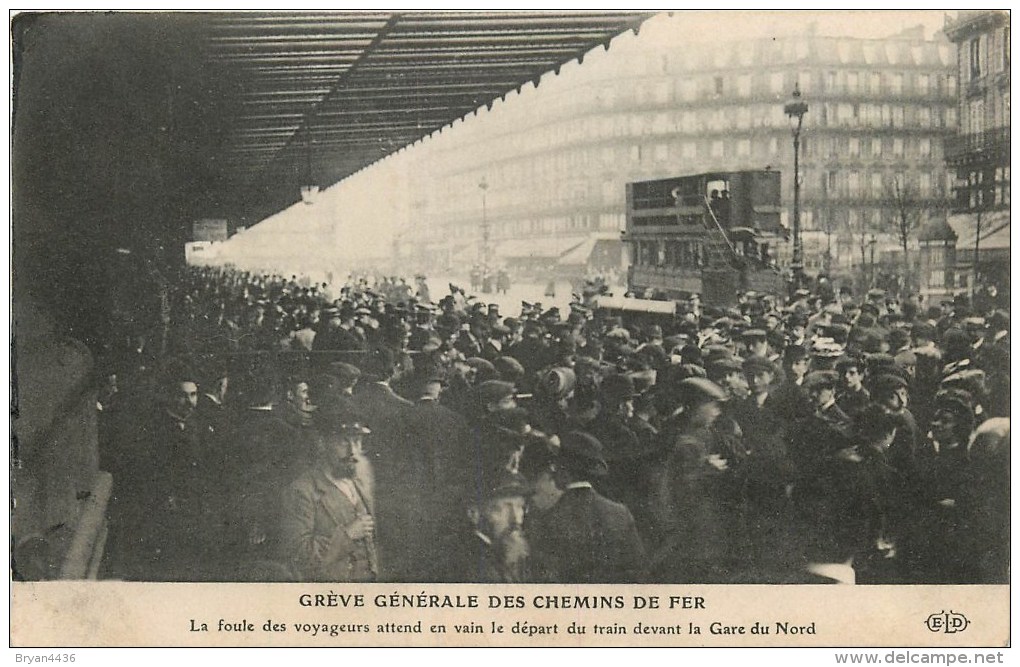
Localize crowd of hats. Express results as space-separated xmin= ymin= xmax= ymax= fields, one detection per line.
xmin=171 ymin=267 xmax=1009 ymax=456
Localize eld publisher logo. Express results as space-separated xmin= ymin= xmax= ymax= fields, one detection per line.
xmin=925 ymin=611 xmax=970 ymax=634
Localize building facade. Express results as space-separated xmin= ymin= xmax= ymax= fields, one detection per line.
xmin=934 ymin=10 xmax=1011 ymax=297
xmin=402 ymin=23 xmax=957 ymax=290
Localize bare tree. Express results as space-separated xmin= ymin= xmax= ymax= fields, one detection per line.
xmin=886 ymin=176 xmax=927 ymax=293
xmin=848 ymin=210 xmax=878 ymax=290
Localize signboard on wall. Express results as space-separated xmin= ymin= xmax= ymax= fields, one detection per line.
xmin=193 ymin=218 xmax=228 ymax=242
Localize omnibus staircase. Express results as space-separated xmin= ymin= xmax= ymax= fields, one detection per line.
xmin=701 ymin=195 xmax=741 ymax=269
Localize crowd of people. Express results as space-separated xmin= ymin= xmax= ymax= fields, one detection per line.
xmin=98 ymin=265 xmax=1009 ymax=585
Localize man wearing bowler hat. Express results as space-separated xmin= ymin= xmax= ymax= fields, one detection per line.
xmin=529 ymin=431 xmax=646 ymax=583
xmin=440 ymin=469 xmax=534 ymax=583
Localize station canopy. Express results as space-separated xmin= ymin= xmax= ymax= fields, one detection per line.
xmin=202 ymin=11 xmax=655 ymax=218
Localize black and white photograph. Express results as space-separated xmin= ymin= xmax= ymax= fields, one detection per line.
xmin=9 ymin=8 xmax=1011 ymax=649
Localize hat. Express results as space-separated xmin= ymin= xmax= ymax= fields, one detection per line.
xmin=811 ymin=337 xmax=844 ymax=359
xmin=678 ymin=343 xmax=703 ymax=366
xmin=325 ymin=361 xmax=361 ymax=387
xmin=987 ymin=310 xmax=1010 ymax=332
xmin=645 ymin=324 xmax=663 ymax=339
xmin=894 ymin=350 xmax=917 ymax=368
xmin=338 ymin=421 xmax=372 ymax=436
xmin=542 ymin=367 xmax=577 ymax=400
xmin=600 ymin=373 xmax=637 ymax=404
xmin=941 ymin=368 xmax=986 ymax=397
xmin=742 ymin=354 xmax=776 ymax=376
xmin=933 ymin=391 xmax=975 ymax=427
xmin=491 ymin=406 xmax=533 ymax=437
xmin=707 ymin=355 xmax=744 ymax=380
xmin=557 ymin=431 xmax=609 ymax=478
xmin=803 ymin=370 xmax=839 ymax=391
xmin=742 ymin=328 xmax=767 ymax=341
xmin=494 ymin=356 xmax=525 ymax=384
xmin=870 ymin=373 xmax=908 ymax=396
xmin=784 ymin=344 xmax=809 ymax=364
xmin=835 ymin=355 xmax=863 ymax=374
xmin=475 ymin=380 xmax=516 ymax=406
xmin=465 ymin=357 xmax=497 ymax=382
xmin=628 ymin=369 xmax=657 ymax=394
xmin=912 ymin=322 xmax=937 ymax=342
xmin=477 ymin=469 xmax=531 ymax=503
xmin=677 ymin=377 xmax=728 ymax=405
xmin=704 ymin=344 xmax=733 ymax=363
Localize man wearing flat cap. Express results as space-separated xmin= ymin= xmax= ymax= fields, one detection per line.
xmin=865 ymin=372 xmax=920 ymax=486
xmin=440 ymin=469 xmax=534 ymax=583
xmin=529 ymin=431 xmax=646 ymax=583
xmin=908 ymin=391 xmax=978 ymax=583
xmin=316 ymin=361 xmax=362 ymax=418
xmin=279 ymin=417 xmax=378 ymax=582
xmin=789 ymin=371 xmax=854 ymax=530
xmin=731 ymin=355 xmax=799 ymax=574
xmin=587 ymin=374 xmax=658 ymax=539
xmin=835 ymin=356 xmax=870 ymax=420
xmin=650 ymin=378 xmax=739 ymax=583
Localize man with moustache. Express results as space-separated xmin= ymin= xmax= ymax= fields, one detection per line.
xmin=440 ymin=469 xmax=533 ymax=583
xmin=279 ymin=416 xmax=378 ymax=582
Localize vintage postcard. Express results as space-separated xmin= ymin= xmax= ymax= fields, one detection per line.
xmin=9 ymin=9 xmax=1011 ymax=652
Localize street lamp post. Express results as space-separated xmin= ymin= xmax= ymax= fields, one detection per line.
xmin=479 ymin=177 xmax=490 ymax=270
xmin=784 ymin=83 xmax=808 ymax=288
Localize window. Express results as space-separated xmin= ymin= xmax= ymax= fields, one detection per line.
xmin=736 ymin=108 xmax=752 ymax=129
xmin=849 ymin=171 xmax=861 ymax=196
xmin=849 ymin=137 xmax=860 ymax=156
xmin=770 ymin=72 xmax=785 ymax=95
xmin=870 ymin=72 xmax=882 ymax=93
xmin=968 ymin=99 xmax=985 ymax=135
xmin=737 ymin=75 xmax=751 ymax=97
xmin=891 ymin=73 xmax=904 ymax=95
xmin=970 ymin=37 xmax=983 ymax=79
xmin=680 ymin=112 xmax=696 ymax=133
xmin=929 ymin=270 xmax=945 ymax=288
xmin=710 ymin=140 xmax=724 ymax=157
xmin=946 ymin=107 xmax=957 ymax=128
xmin=891 ymin=106 xmax=904 ymax=127
xmin=847 ymin=72 xmax=859 ymax=93
xmin=769 ymin=137 xmax=779 ymax=155
xmin=1003 ymin=27 xmax=1011 ymax=70
xmin=917 ymin=73 xmax=930 ymax=95
xmin=713 ymin=76 xmax=724 ymax=95
xmin=655 ymin=82 xmax=671 ymax=105
xmin=679 ymin=79 xmax=697 ymax=101
xmin=630 ymin=145 xmax=642 ymax=163
xmin=919 ymin=173 xmax=932 ymax=195
xmin=871 ymin=173 xmax=883 ymax=196
xmin=799 ymin=71 xmax=812 ymax=92
xmin=918 ymin=107 xmax=931 ymax=128
xmin=682 ymin=142 xmax=697 ymax=159
xmin=838 ymin=103 xmax=855 ymax=126
xmin=737 ymin=139 xmax=751 ymax=157
xmin=919 ymin=137 xmax=931 ymax=157
xmin=893 ymin=138 xmax=904 ymax=156
xmin=826 ymin=71 xmax=838 ymax=91
xmin=654 ymin=144 xmax=669 ymax=162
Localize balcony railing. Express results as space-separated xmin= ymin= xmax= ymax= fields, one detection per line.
xmin=944 ymin=127 xmax=1010 ymax=162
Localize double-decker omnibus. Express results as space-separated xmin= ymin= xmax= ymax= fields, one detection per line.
xmin=623 ymin=169 xmax=786 ymax=305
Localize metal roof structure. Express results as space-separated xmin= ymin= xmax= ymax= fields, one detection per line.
xmin=198 ymin=11 xmax=655 ymax=218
